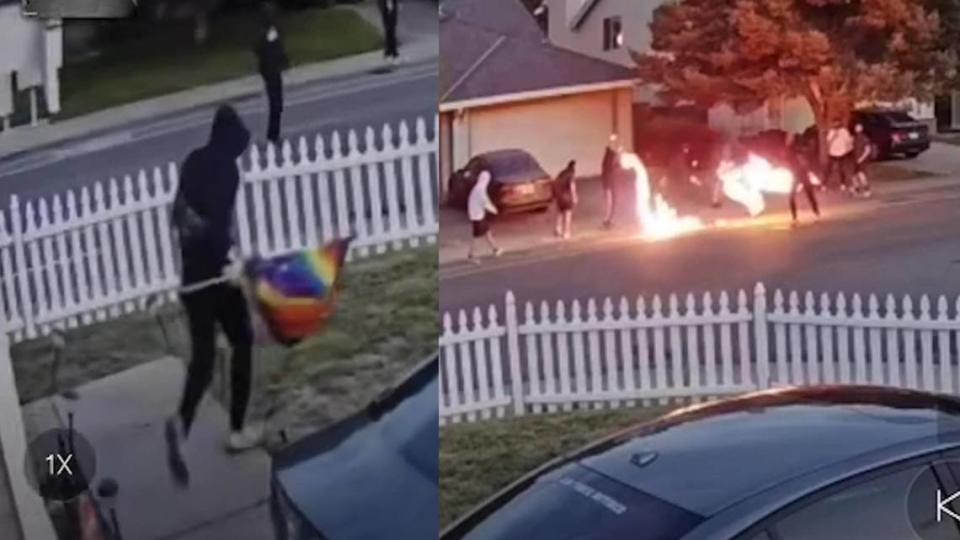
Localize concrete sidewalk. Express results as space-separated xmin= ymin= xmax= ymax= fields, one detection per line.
xmin=439 ymin=169 xmax=960 ymax=268
xmin=21 ymin=357 xmax=273 ymax=540
xmin=0 ymin=0 xmax=439 ymax=158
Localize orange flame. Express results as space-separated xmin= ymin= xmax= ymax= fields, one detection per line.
xmin=717 ymin=153 xmax=796 ymax=216
xmin=620 ymin=153 xmax=703 ymax=240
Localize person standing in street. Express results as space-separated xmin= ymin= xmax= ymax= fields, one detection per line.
xmin=785 ymin=132 xmax=820 ymax=226
xmin=255 ymin=1 xmax=290 ymax=144
xmin=601 ymin=134 xmax=620 ymax=229
xmin=851 ymin=123 xmax=874 ymax=197
xmin=825 ymin=119 xmax=854 ymax=192
xmin=166 ymin=105 xmax=261 ymax=488
xmin=467 ymin=170 xmax=502 ymax=262
xmin=553 ymin=160 xmax=578 ymax=239
xmin=377 ymin=0 xmax=400 ymax=64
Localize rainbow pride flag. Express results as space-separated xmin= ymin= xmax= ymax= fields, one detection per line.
xmin=246 ymin=237 xmax=353 ymax=346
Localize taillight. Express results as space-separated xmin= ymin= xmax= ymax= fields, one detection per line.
xmin=891 ymin=132 xmax=903 ymax=143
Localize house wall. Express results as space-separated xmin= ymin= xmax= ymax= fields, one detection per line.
xmin=443 ymin=88 xmax=634 ymax=183
xmin=0 ymin=5 xmax=62 ymax=120
xmin=547 ymin=0 xmax=655 ymax=68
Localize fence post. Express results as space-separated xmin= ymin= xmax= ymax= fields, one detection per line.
xmin=505 ymin=291 xmax=525 ymax=416
xmin=9 ymin=196 xmax=34 ymax=339
xmin=754 ymin=282 xmax=770 ymax=389
xmin=0 ymin=324 xmax=58 ymax=540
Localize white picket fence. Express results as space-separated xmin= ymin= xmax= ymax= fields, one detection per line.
xmin=440 ymin=284 xmax=960 ymax=424
xmin=0 ymin=116 xmax=438 ymax=342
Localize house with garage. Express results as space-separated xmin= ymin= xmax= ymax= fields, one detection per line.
xmin=538 ymin=0 xmax=936 ymax=135
xmin=439 ymin=0 xmax=637 ymax=196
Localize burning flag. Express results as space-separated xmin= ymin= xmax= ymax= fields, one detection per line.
xmin=246 ymin=237 xmax=353 ymax=346
xmin=620 ymin=152 xmax=703 ymax=240
xmin=716 ymin=153 xmax=795 ymax=216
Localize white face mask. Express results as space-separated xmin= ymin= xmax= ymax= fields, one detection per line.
xmin=267 ymin=28 xmax=279 ymax=42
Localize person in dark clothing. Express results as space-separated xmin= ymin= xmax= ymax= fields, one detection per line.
xmin=785 ymin=133 xmax=820 ymax=226
xmin=255 ymin=2 xmax=290 ymax=143
xmin=601 ymin=134 xmax=620 ymax=228
xmin=166 ymin=105 xmax=258 ymax=488
xmin=851 ymin=122 xmax=873 ymax=197
xmin=377 ymin=0 xmax=400 ymax=64
xmin=553 ymin=160 xmax=577 ymax=239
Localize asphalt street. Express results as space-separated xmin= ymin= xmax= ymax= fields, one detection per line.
xmin=440 ymin=184 xmax=960 ymax=314
xmin=0 ymin=61 xmax=438 ymax=204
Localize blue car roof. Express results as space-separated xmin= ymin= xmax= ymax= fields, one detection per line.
xmin=576 ymin=386 xmax=960 ymax=518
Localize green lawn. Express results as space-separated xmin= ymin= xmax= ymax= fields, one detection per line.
xmin=11 ymin=246 xmax=437 ymax=445
xmin=57 ymin=7 xmax=383 ymax=118
xmin=439 ymin=405 xmax=675 ymax=529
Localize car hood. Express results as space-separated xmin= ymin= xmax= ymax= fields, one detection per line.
xmin=272 ymin=356 xmax=439 ymax=539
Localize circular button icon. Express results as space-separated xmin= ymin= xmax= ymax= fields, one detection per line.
xmin=23 ymin=428 xmax=97 ymax=502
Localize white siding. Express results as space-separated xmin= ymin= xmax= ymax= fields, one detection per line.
xmin=548 ymin=0 xmax=655 ymax=67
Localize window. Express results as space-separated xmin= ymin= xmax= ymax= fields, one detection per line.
xmin=603 ymin=17 xmax=623 ymax=51
xmin=772 ymin=464 xmax=959 ymax=540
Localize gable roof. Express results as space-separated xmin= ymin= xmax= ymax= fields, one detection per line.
xmin=570 ymin=0 xmax=602 ymax=30
xmin=440 ymin=0 xmax=636 ymax=110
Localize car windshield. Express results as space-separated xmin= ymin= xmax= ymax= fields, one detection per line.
xmin=485 ymin=151 xmax=544 ymax=184
xmin=882 ymin=111 xmax=915 ymax=123
xmin=459 ymin=464 xmax=703 ymax=540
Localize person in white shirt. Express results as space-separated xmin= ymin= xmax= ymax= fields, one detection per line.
xmin=826 ymin=119 xmax=854 ymax=191
xmin=467 ymin=170 xmax=502 ymax=261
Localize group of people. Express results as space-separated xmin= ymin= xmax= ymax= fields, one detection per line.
xmin=465 ymin=134 xmax=624 ymax=261
xmin=825 ymin=120 xmax=875 ymax=198
xmin=464 ymin=118 xmax=878 ymax=261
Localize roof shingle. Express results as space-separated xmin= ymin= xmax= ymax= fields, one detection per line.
xmin=440 ymin=0 xmax=636 ymax=106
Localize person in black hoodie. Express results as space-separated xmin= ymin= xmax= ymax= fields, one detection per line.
xmin=166 ymin=105 xmax=259 ymax=487
xmin=255 ymin=2 xmax=290 ymax=143
xmin=785 ymin=132 xmax=820 ymax=226
xmin=377 ymin=0 xmax=400 ymax=64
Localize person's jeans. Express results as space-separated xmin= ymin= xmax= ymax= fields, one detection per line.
xmin=264 ymin=73 xmax=283 ymax=142
xmin=826 ymin=154 xmax=851 ymax=189
xmin=178 ymin=284 xmax=254 ymax=434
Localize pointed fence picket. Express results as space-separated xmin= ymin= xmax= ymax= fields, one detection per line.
xmin=440 ymin=284 xmax=960 ymax=425
xmin=0 ymin=116 xmax=438 ymax=341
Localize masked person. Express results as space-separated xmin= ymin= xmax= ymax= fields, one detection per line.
xmin=467 ymin=170 xmax=502 ymax=261
xmin=255 ymin=2 xmax=290 ymax=143
xmin=553 ymin=160 xmax=578 ymax=239
xmin=785 ymin=132 xmax=821 ymax=226
xmin=601 ymin=134 xmax=620 ymax=229
xmin=852 ymin=123 xmax=873 ymax=197
xmin=166 ymin=105 xmax=260 ymax=487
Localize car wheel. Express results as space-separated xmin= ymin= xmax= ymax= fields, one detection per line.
xmin=904 ymin=152 xmax=920 ymax=159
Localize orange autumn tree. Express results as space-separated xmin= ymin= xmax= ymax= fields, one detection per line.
xmin=634 ymin=0 xmax=949 ymax=161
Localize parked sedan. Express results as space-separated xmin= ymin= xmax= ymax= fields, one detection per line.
xmin=270 ymin=355 xmax=438 ymax=540
xmin=442 ymin=385 xmax=960 ymax=540
xmin=447 ymin=149 xmax=554 ymax=214
xmin=853 ymin=109 xmax=930 ymax=159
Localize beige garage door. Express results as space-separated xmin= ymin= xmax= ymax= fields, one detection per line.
xmin=469 ymin=91 xmax=615 ymax=178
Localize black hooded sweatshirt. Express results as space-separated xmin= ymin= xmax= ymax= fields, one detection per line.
xmin=174 ymin=105 xmax=251 ymax=286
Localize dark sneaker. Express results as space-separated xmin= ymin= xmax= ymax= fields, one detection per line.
xmin=165 ymin=417 xmax=190 ymax=487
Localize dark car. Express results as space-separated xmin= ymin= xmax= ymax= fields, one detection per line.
xmin=270 ymin=354 xmax=438 ymax=540
xmin=447 ymin=149 xmax=554 ymax=214
xmin=853 ymin=109 xmax=930 ymax=159
xmin=442 ymin=385 xmax=960 ymax=540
